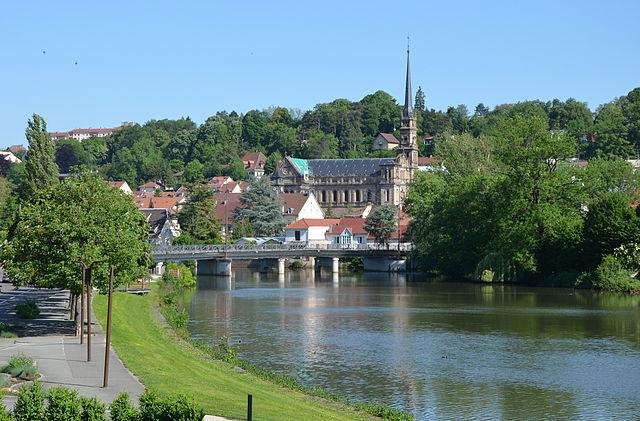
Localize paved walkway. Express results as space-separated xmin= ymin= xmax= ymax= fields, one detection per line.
xmin=0 ymin=284 xmax=144 ymax=411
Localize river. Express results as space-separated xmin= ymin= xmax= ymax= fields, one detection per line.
xmin=185 ymin=270 xmax=640 ymax=420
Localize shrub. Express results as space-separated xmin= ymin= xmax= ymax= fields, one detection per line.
xmin=0 ymin=322 xmax=16 ymax=338
xmin=45 ymin=386 xmax=82 ymax=421
xmin=0 ymin=397 xmax=11 ymax=421
xmin=577 ymin=255 xmax=640 ymax=293
xmin=109 ymin=393 xmax=139 ymax=421
xmin=80 ymin=396 xmax=107 ymax=421
xmin=288 ymin=259 xmax=304 ymax=270
xmin=13 ymin=382 xmax=45 ymax=421
xmin=138 ymin=389 xmax=203 ymax=421
xmin=5 ymin=354 xmax=38 ymax=379
xmin=162 ymin=263 xmax=196 ymax=288
xmin=15 ymin=300 xmax=40 ymax=319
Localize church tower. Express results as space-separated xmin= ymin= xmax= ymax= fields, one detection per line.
xmin=398 ymin=42 xmax=419 ymax=175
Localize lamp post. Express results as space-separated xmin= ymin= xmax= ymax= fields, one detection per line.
xmin=224 ymin=199 xmax=229 ymax=259
xmin=103 ymin=265 xmax=114 ymax=388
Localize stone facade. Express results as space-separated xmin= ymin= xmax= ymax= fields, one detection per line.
xmin=272 ymin=48 xmax=419 ymax=208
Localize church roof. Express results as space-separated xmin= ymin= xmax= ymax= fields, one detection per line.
xmin=289 ymin=157 xmax=395 ymax=177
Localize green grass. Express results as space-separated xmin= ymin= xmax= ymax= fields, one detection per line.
xmin=94 ymin=290 xmax=370 ymax=421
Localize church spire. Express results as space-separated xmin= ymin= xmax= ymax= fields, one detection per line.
xmin=403 ymin=37 xmax=413 ymax=119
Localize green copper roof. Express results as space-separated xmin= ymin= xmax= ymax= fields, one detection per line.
xmin=290 ymin=158 xmax=311 ymax=176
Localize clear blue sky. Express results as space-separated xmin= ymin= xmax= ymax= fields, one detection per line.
xmin=1 ymin=0 xmax=639 ymax=148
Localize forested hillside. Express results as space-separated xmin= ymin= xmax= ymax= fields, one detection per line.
xmin=21 ymin=86 xmax=640 ymax=188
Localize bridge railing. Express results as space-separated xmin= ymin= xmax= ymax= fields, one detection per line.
xmin=151 ymin=242 xmax=413 ymax=255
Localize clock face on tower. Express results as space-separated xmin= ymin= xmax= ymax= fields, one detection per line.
xmin=281 ymin=167 xmax=290 ymax=176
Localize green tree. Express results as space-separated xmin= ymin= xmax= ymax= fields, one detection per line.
xmin=588 ymin=101 xmax=634 ymax=159
xmin=177 ymin=184 xmax=222 ymax=244
xmin=183 ymin=159 xmax=205 ymax=184
xmin=364 ymin=205 xmax=398 ymax=245
xmin=225 ymin=157 xmax=246 ymax=181
xmin=235 ymin=178 xmax=285 ymax=236
xmin=414 ymin=86 xmax=426 ymax=111
xmin=264 ymin=151 xmax=282 ymax=175
xmin=0 ymin=174 xmax=150 ymax=292
xmin=303 ymin=130 xmax=339 ymax=159
xmin=22 ymin=114 xmax=59 ymax=198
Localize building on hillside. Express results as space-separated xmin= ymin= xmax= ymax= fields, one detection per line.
xmin=242 ymin=151 xmax=267 ymax=179
xmin=214 ymin=192 xmax=242 ymax=237
xmin=208 ymin=176 xmax=234 ymax=191
xmin=284 ymin=218 xmax=340 ymax=244
xmin=133 ymin=192 xmax=185 ymax=214
xmin=139 ymin=181 xmax=161 ymax=194
xmin=220 ymin=180 xmax=247 ymax=193
xmin=417 ymin=156 xmax=444 ymax=172
xmin=109 ymin=181 xmax=133 ymax=195
xmin=0 ymin=150 xmax=21 ymax=176
xmin=49 ymin=124 xmax=129 ymax=141
xmin=272 ymin=47 xmax=419 ymax=208
xmin=278 ymin=192 xmax=324 ymax=224
xmin=372 ymin=133 xmax=400 ymax=151
xmin=7 ymin=145 xmax=26 ymax=157
xmin=140 ymin=208 xmax=181 ymax=245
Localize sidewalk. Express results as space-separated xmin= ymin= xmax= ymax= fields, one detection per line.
xmin=1 ymin=332 xmax=145 ymax=411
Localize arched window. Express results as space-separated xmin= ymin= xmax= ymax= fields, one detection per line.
xmin=355 ymin=190 xmax=361 ymax=202
xmin=344 ymin=190 xmax=349 ymax=202
xmin=333 ymin=190 xmax=338 ymax=202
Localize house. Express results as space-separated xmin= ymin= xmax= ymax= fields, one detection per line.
xmin=242 ymin=151 xmax=267 ymax=179
xmin=208 ymin=176 xmax=234 ymax=191
xmin=284 ymin=218 xmax=340 ymax=244
xmin=372 ymin=133 xmax=400 ymax=151
xmin=279 ymin=192 xmax=324 ymax=224
xmin=49 ymin=124 xmax=131 ymax=142
xmin=220 ymin=181 xmax=247 ymax=194
xmin=0 ymin=150 xmax=22 ymax=176
xmin=140 ymin=208 xmax=181 ymax=245
xmin=325 ymin=218 xmax=371 ymax=246
xmin=7 ymin=145 xmax=26 ymax=158
xmin=133 ymin=192 xmax=185 ymax=214
xmin=109 ymin=181 xmax=133 ymax=195
xmin=214 ymin=192 xmax=242 ymax=237
xmin=139 ymin=181 xmax=161 ymax=194
xmin=417 ymin=156 xmax=444 ymax=172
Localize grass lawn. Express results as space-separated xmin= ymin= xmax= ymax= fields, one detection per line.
xmin=94 ymin=290 xmax=369 ymax=421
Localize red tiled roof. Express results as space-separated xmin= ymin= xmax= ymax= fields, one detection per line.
xmin=377 ymin=133 xmax=399 ymax=144
xmin=214 ymin=192 xmax=242 ymax=225
xmin=139 ymin=181 xmax=160 ymax=189
xmin=134 ymin=192 xmax=183 ymax=211
xmin=279 ymin=193 xmax=309 ymax=216
xmin=285 ymin=218 xmax=340 ymax=229
xmin=327 ymin=218 xmax=368 ymax=236
xmin=417 ymin=156 xmax=439 ymax=166
xmin=242 ymin=151 xmax=267 ymax=170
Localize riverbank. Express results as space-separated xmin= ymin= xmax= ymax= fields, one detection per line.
xmin=93 ymin=289 xmax=375 ymax=421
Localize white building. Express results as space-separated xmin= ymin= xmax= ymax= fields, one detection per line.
xmin=372 ymin=133 xmax=400 ymax=151
xmin=284 ymin=218 xmax=340 ymax=244
xmin=279 ymin=192 xmax=324 ymax=224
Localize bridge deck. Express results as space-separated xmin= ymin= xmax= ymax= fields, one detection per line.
xmin=152 ymin=243 xmax=413 ymax=260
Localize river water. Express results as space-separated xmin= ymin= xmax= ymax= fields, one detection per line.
xmin=186 ymin=270 xmax=640 ymax=420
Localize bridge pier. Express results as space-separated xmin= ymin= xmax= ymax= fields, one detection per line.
xmin=197 ymin=258 xmax=232 ymax=276
xmin=332 ymin=257 xmax=340 ymax=273
xmin=307 ymin=256 xmax=316 ymax=270
xmin=278 ymin=258 xmax=286 ymax=275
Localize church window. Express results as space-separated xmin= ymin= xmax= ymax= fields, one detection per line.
xmin=356 ymin=190 xmax=361 ymax=202
xmin=333 ymin=190 xmax=338 ymax=202
xmin=322 ymin=190 xmax=327 ymax=202
xmin=344 ymin=190 xmax=349 ymax=202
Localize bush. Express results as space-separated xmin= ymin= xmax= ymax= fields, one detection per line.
xmin=13 ymin=382 xmax=45 ymax=421
xmin=109 ymin=393 xmax=139 ymax=421
xmin=45 ymin=386 xmax=82 ymax=421
xmin=288 ymin=259 xmax=304 ymax=270
xmin=576 ymin=255 xmax=640 ymax=293
xmin=80 ymin=397 xmax=107 ymax=421
xmin=0 ymin=322 xmax=16 ymax=338
xmin=139 ymin=389 xmax=203 ymax=421
xmin=0 ymin=397 xmax=11 ymax=421
xmin=15 ymin=300 xmax=40 ymax=319
xmin=162 ymin=263 xmax=196 ymax=288
xmin=5 ymin=354 xmax=38 ymax=380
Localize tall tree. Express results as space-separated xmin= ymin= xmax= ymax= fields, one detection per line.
xmin=22 ymin=114 xmax=59 ymax=198
xmin=364 ymin=205 xmax=398 ymax=245
xmin=235 ymin=178 xmax=285 ymax=236
xmin=264 ymin=151 xmax=283 ymax=175
xmin=177 ymin=184 xmax=222 ymax=244
xmin=414 ymin=86 xmax=426 ymax=111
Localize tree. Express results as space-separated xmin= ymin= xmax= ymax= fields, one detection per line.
xmin=22 ymin=114 xmax=59 ymax=198
xmin=177 ymin=184 xmax=222 ymax=244
xmin=414 ymin=86 xmax=426 ymax=111
xmin=588 ymin=102 xmax=634 ymax=159
xmin=303 ymin=130 xmax=339 ymax=159
xmin=235 ymin=178 xmax=285 ymax=236
xmin=364 ymin=205 xmax=397 ymax=245
xmin=264 ymin=151 xmax=282 ymax=175
xmin=474 ymin=103 xmax=490 ymax=118
xmin=225 ymin=157 xmax=246 ymax=181
xmin=183 ymin=159 xmax=205 ymax=184
xmin=0 ymin=173 xmax=150 ymax=291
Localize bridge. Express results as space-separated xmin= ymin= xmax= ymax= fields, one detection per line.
xmin=151 ymin=243 xmax=413 ymax=275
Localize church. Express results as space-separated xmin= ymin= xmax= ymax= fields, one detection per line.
xmin=272 ymin=48 xmax=420 ymax=208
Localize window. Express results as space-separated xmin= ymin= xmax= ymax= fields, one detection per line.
xmin=357 ymin=236 xmax=363 ymax=244
xmin=344 ymin=190 xmax=349 ymax=202
xmin=322 ymin=190 xmax=327 ymax=202
xmin=294 ymin=230 xmax=301 ymax=241
xmin=333 ymin=190 xmax=338 ymax=202
xmin=356 ymin=190 xmax=361 ymax=202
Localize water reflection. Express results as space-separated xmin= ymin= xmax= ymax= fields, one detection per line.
xmin=187 ymin=270 xmax=640 ymax=420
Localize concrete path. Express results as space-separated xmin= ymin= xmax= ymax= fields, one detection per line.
xmin=1 ymin=284 xmax=144 ymax=411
